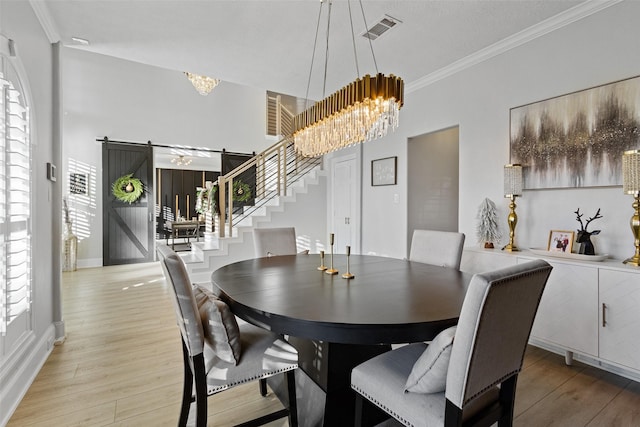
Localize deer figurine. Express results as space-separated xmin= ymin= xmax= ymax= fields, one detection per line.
xmin=575 ymin=208 xmax=603 ymax=255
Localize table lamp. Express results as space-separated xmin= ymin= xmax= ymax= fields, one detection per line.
xmin=503 ymin=164 xmax=523 ymax=252
xmin=622 ymin=150 xmax=640 ymax=266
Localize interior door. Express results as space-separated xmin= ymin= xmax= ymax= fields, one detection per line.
xmin=102 ymin=142 xmax=154 ymax=265
xmin=331 ymin=155 xmax=358 ymax=254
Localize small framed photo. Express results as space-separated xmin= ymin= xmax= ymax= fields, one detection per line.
xmin=547 ymin=230 xmax=575 ymax=253
xmin=371 ymin=156 xmax=397 ymax=186
xmin=70 ymin=173 xmax=88 ymax=195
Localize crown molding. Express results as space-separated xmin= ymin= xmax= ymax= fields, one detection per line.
xmin=406 ymin=0 xmax=624 ymax=94
xmin=28 ymin=0 xmax=61 ymax=43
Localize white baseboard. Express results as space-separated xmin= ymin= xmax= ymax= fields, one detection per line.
xmin=0 ymin=324 xmax=54 ymax=426
xmin=54 ymin=320 xmax=66 ymax=344
xmin=76 ymin=257 xmax=102 ymax=269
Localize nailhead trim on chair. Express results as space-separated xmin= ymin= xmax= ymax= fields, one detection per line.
xmin=208 ymin=364 xmax=298 ymax=395
xmin=351 ymin=383 xmax=413 ymax=427
xmin=462 ymin=370 xmax=517 ymax=406
xmin=459 ymin=265 xmax=547 ymax=406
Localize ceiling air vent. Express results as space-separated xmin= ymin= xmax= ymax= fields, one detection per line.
xmin=362 ymin=15 xmax=401 ymax=40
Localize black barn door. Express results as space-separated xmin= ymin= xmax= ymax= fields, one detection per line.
xmin=102 ymin=142 xmax=154 ymax=265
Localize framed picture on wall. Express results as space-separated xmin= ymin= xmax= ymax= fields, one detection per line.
xmin=371 ymin=157 xmax=397 ymax=186
xmin=69 ymin=173 xmax=88 ymax=195
xmin=509 ymin=75 xmax=640 ymax=189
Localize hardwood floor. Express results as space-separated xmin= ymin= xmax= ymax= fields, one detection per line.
xmin=8 ymin=261 xmax=640 ymax=426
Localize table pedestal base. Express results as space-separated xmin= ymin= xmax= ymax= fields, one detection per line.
xmin=282 ymin=337 xmax=390 ymax=426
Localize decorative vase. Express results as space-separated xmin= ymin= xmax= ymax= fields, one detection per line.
xmin=62 ymin=222 xmax=78 ymax=272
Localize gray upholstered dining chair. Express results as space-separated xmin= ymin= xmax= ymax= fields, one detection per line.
xmin=157 ymin=244 xmax=299 ymax=427
xmin=351 ymin=259 xmax=552 ymax=427
xmin=253 ymin=227 xmax=298 ymax=257
xmin=409 ymin=229 xmax=465 ymax=270
xmin=252 ymin=226 xmax=306 ymax=396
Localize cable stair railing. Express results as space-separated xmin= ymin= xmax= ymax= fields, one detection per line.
xmin=216 ymin=137 xmax=321 ymax=238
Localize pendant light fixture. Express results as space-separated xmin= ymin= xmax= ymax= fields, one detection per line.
xmin=293 ymin=0 xmax=404 ymax=157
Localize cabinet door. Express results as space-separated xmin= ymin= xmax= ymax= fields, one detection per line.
xmin=599 ymin=269 xmax=640 ymax=370
xmin=528 ymin=260 xmax=598 ymax=357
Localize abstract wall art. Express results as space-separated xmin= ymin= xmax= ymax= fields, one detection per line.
xmin=510 ymin=75 xmax=640 ymax=189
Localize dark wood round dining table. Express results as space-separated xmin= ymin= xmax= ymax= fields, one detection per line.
xmin=211 ymin=254 xmax=473 ymax=343
xmin=210 ymin=254 xmax=473 ymax=426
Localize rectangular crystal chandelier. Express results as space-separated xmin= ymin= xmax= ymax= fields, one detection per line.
xmin=292 ymin=1 xmax=404 ymax=158
xmin=293 ymin=73 xmax=403 ymax=157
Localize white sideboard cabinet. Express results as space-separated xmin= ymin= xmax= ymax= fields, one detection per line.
xmin=461 ymin=247 xmax=640 ymax=382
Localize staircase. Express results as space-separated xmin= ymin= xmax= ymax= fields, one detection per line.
xmin=179 ymin=137 xmax=325 ymax=283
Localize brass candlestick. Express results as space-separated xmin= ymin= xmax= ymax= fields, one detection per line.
xmin=342 ymin=246 xmax=354 ymax=279
xmin=325 ymin=233 xmax=338 ymax=275
xmin=318 ymin=250 xmax=328 ymax=271
xmin=503 ymin=195 xmax=520 ymax=251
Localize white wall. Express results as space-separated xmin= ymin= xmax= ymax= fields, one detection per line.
xmin=61 ymin=48 xmax=274 ymax=265
xmin=0 ymin=1 xmax=57 ymax=423
xmin=361 ymin=0 xmax=640 ymax=261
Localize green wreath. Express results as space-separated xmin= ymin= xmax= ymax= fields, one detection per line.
xmin=233 ymin=180 xmax=251 ymax=203
xmin=196 ymin=184 xmax=220 ymax=215
xmin=112 ymin=174 xmax=144 ymax=204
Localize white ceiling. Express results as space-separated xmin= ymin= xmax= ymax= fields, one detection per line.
xmin=34 ymin=0 xmax=596 ymax=101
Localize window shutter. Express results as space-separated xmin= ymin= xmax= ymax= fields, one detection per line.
xmin=1 ymin=54 xmax=31 ymax=334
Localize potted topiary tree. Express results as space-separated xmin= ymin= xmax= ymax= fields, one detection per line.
xmin=476 ymin=197 xmax=502 ymax=248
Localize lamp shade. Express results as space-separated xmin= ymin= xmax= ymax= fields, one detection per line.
xmin=504 ymin=164 xmax=523 ymax=197
xmin=623 ymin=150 xmax=640 ymax=195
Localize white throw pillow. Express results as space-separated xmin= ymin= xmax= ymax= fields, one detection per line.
xmin=193 ymin=285 xmax=242 ymax=365
xmin=404 ymin=326 xmax=456 ymax=393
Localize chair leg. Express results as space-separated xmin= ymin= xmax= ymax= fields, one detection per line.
xmin=498 ymin=375 xmax=518 ymax=427
xmin=354 ymin=393 xmax=364 ymax=427
xmin=285 ymin=370 xmax=298 ymax=427
xmin=444 ymin=399 xmax=463 ymax=427
xmin=178 ymin=341 xmax=193 ymax=427
xmin=192 ymin=353 xmax=208 ymax=427
xmin=259 ymin=378 xmax=268 ymax=397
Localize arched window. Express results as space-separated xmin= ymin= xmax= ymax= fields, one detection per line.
xmin=0 ymin=39 xmax=32 ymax=334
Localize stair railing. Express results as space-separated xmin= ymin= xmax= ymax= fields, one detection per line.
xmin=217 ymin=137 xmax=320 ymax=238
